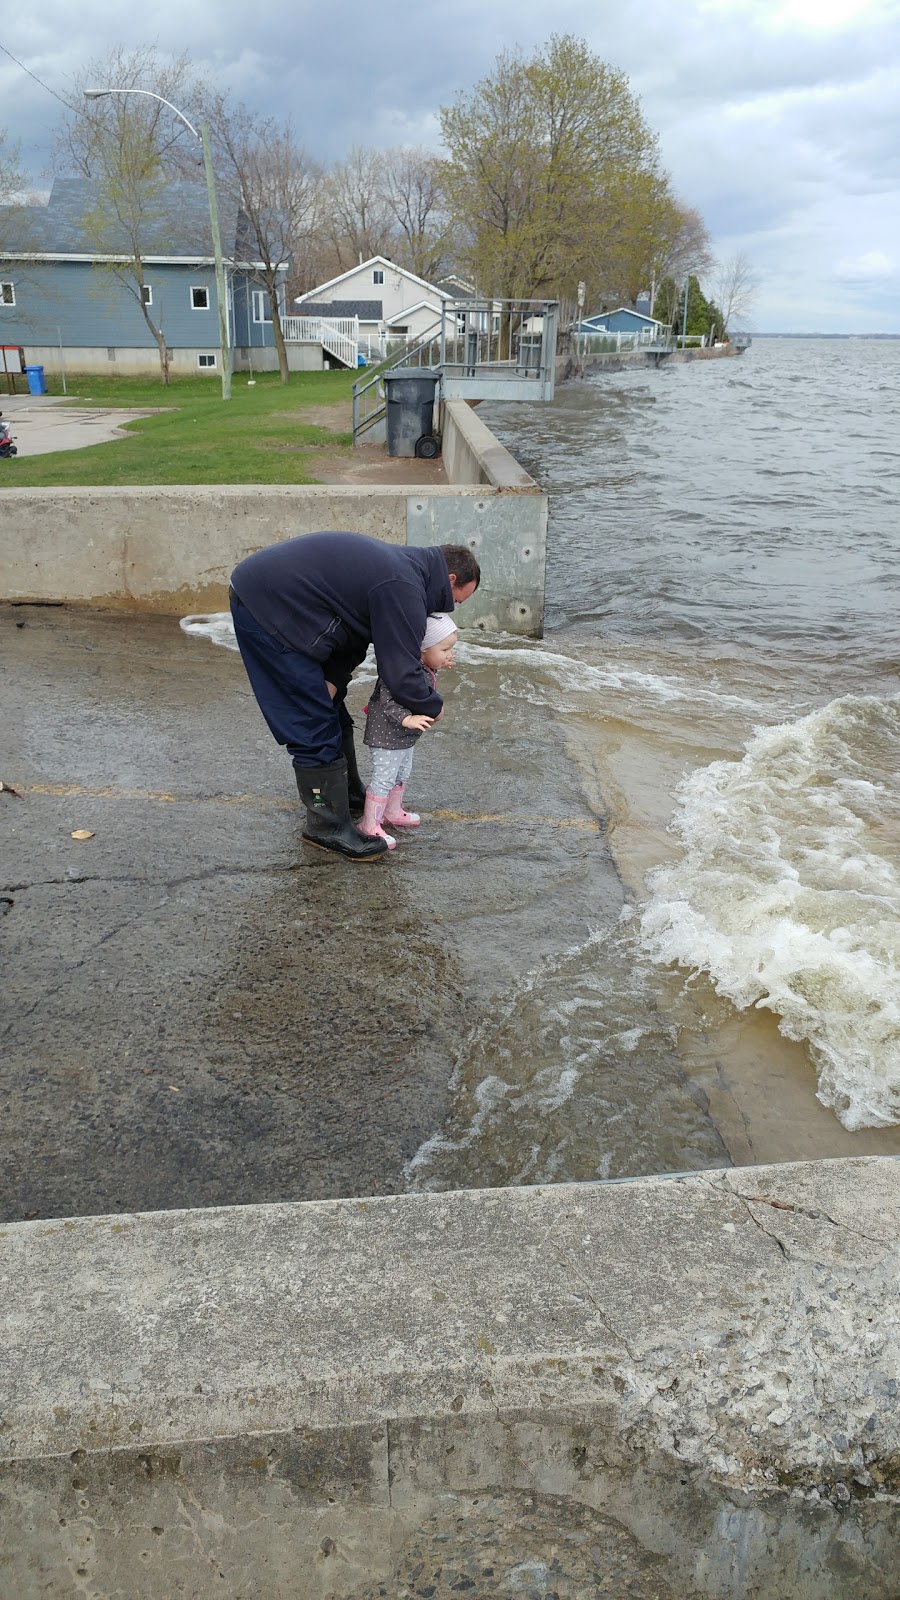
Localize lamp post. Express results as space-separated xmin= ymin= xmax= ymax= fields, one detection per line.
xmin=84 ymin=88 xmax=231 ymax=399
xmin=681 ymin=272 xmax=691 ymax=350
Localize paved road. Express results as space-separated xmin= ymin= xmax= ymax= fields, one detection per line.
xmin=0 ymin=394 xmax=159 ymax=456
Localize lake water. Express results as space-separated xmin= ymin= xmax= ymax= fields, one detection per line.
xmin=407 ymin=339 xmax=900 ymax=1188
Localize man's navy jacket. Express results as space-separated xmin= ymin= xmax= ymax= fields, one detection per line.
xmin=231 ymin=532 xmax=454 ymax=718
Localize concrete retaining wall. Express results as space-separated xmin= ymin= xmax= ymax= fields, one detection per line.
xmin=557 ymin=344 xmax=746 ymax=380
xmin=1 ymin=1159 xmax=897 ymax=1598
xmin=441 ymin=397 xmax=537 ymax=488
xmin=0 ymin=398 xmax=547 ymax=634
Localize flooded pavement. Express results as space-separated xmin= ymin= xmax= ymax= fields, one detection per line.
xmin=4 ymin=597 xmax=898 ymax=1222
xmin=1 ymin=602 xmax=639 ymax=1222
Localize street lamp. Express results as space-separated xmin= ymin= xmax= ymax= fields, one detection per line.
xmin=681 ymin=272 xmax=692 ymax=351
xmin=84 ymin=88 xmax=231 ymax=399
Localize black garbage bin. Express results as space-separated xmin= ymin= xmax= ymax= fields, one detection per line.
xmin=383 ymin=370 xmax=439 ymax=458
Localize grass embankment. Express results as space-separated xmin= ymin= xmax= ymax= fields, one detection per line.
xmin=6 ymin=370 xmax=357 ymax=487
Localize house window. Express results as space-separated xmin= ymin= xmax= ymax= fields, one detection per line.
xmin=391 ymin=325 xmax=408 ymax=334
xmin=197 ymin=353 xmax=217 ymax=368
xmin=373 ymin=269 xmax=384 ymax=285
xmin=0 ymin=282 xmax=14 ymax=306
xmin=252 ymin=290 xmax=272 ymax=324
xmin=141 ymin=285 xmax=152 ymax=306
xmin=191 ymin=286 xmax=210 ymax=310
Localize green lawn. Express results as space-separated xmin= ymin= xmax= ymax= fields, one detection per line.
xmin=5 ymin=370 xmax=357 ymax=486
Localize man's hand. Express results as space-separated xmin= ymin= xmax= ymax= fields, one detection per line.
xmin=401 ymin=714 xmax=435 ymax=732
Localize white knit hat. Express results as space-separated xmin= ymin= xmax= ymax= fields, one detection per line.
xmin=421 ymin=613 xmax=458 ymax=649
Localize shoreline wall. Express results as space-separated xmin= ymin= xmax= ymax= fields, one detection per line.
xmin=0 ymin=400 xmax=547 ymax=635
xmin=557 ymin=342 xmax=747 ymax=381
xmin=2 ymin=1158 xmax=898 ymax=1598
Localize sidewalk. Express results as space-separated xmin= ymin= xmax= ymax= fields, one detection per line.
xmin=2 ymin=602 xmax=645 ymax=1221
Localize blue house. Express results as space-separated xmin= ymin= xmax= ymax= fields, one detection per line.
xmin=0 ymin=179 xmax=289 ymax=378
xmin=575 ymin=307 xmax=669 ymax=338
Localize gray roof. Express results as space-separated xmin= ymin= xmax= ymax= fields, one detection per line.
xmin=435 ymin=276 xmax=479 ymax=301
xmin=299 ymin=299 xmax=383 ymax=321
xmin=0 ymin=177 xmax=244 ymax=260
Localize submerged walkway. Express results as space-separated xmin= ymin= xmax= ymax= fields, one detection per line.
xmin=1 ymin=602 xmax=641 ymax=1221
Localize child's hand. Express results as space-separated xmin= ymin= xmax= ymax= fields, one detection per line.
xmin=325 ymin=681 xmax=338 ymax=700
xmin=402 ymin=714 xmax=435 ymax=732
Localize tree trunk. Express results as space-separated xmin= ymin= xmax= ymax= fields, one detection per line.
xmin=154 ymin=328 xmax=170 ymax=385
xmin=272 ymin=305 xmax=290 ymax=384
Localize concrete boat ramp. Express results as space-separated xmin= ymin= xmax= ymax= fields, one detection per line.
xmin=1 ymin=394 xmax=898 ymax=1595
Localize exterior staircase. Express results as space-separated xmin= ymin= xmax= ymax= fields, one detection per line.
xmin=280 ymin=315 xmax=359 ymax=369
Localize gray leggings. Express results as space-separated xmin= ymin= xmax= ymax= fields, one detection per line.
xmin=370 ymin=745 xmax=414 ymax=795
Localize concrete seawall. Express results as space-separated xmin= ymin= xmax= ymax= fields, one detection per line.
xmin=557 ymin=344 xmax=747 ymax=380
xmin=0 ymin=399 xmax=548 ymax=636
xmin=1 ymin=1158 xmax=897 ymax=1598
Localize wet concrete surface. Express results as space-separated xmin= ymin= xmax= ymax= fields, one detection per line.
xmin=1 ymin=603 xmax=638 ymax=1222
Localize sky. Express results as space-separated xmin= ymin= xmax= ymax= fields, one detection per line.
xmin=2 ymin=0 xmax=900 ymax=332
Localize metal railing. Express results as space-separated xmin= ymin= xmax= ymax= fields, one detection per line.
xmin=351 ymin=299 xmax=559 ymax=440
xmin=282 ymin=314 xmax=359 ymax=369
xmin=351 ymin=315 xmax=445 ymax=441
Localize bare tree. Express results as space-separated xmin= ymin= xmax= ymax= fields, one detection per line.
xmin=54 ymin=44 xmax=202 ymax=180
xmin=714 ymin=250 xmax=759 ymax=330
xmin=0 ymin=127 xmax=26 ymax=203
xmin=381 ymin=147 xmax=454 ymax=281
xmin=51 ymin=45 xmax=205 ymax=383
xmin=205 ymin=97 xmax=320 ymax=382
xmin=0 ymin=127 xmax=30 ymax=256
xmin=322 ymin=146 xmax=394 ymax=270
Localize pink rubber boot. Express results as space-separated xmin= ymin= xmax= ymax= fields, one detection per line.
xmin=383 ymin=784 xmax=420 ymax=827
xmin=359 ymin=790 xmax=396 ymax=850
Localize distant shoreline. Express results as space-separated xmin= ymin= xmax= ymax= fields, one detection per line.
xmin=750 ymin=331 xmax=900 ymax=340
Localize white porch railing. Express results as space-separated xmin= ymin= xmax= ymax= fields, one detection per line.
xmin=281 ymin=315 xmax=359 ymax=369
xmin=575 ymin=324 xmax=671 ymax=352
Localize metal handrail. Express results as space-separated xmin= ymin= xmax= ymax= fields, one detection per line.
xmin=352 ymin=315 xmax=445 ymax=440
xmin=351 ymin=298 xmax=560 ymax=438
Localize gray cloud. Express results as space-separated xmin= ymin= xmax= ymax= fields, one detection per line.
xmin=3 ymin=0 xmax=900 ymax=330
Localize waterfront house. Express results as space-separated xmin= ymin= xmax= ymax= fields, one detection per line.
xmin=0 ymin=178 xmax=288 ymax=377
xmin=576 ymin=307 xmax=668 ymax=338
xmin=295 ymin=257 xmax=454 ymax=362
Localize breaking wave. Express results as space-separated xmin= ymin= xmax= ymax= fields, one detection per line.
xmin=640 ymin=694 xmax=900 ymax=1129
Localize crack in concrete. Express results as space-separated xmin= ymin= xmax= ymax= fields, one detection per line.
xmin=545 ymin=1239 xmax=637 ymax=1361
xmin=2 ymin=862 xmax=301 ymax=895
xmin=0 ymin=915 xmax=147 ymax=1039
xmin=723 ymin=1174 xmax=896 ymax=1254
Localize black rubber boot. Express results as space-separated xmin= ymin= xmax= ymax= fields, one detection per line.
xmin=341 ymin=729 xmax=367 ymax=814
xmin=293 ymin=756 xmax=388 ymax=861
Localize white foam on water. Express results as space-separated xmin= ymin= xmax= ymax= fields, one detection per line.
xmin=180 ymin=612 xmax=239 ymax=652
xmin=178 ymin=619 xmax=763 ymax=722
xmin=640 ymin=693 xmax=900 ymax=1129
xmin=457 ymin=638 xmax=766 ymax=714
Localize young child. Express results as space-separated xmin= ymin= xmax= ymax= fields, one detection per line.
xmin=359 ymin=612 xmax=458 ymax=849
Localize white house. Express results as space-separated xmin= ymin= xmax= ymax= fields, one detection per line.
xmin=295 ymin=257 xmax=454 ymax=361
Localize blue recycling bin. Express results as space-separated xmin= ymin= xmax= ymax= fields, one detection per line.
xmin=25 ymin=365 xmax=46 ymax=396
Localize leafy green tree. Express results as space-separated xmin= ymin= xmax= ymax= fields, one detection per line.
xmin=439 ymin=34 xmax=660 ymax=308
xmin=684 ymin=274 xmax=710 ymax=336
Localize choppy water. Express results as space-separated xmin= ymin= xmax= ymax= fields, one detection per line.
xmin=399 ymin=340 xmax=900 ymax=1185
